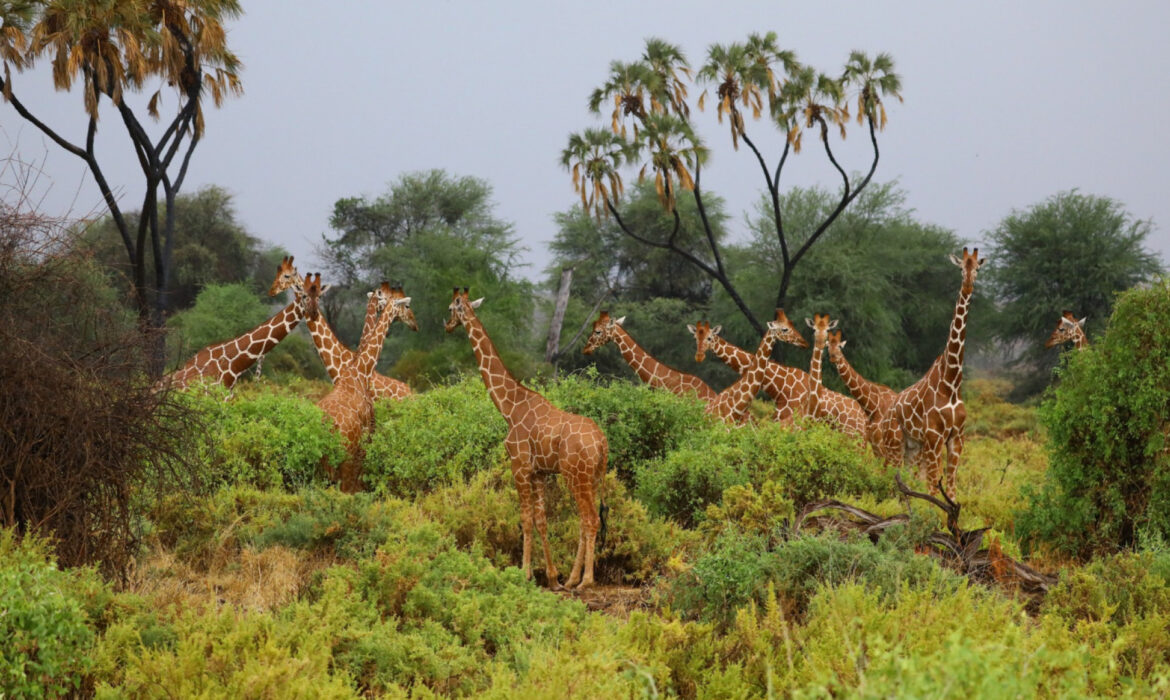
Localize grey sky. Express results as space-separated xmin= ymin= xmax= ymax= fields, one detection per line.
xmin=4 ymin=1 xmax=1169 ymax=283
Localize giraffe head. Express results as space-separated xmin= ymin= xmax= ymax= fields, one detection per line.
xmin=301 ymin=272 xmax=325 ymax=321
xmin=445 ymin=287 xmax=483 ymax=333
xmin=583 ymin=310 xmax=627 ymax=354
xmin=268 ymin=255 xmax=301 ymax=297
xmin=803 ymin=313 xmax=838 ymax=346
xmin=826 ymin=329 xmax=848 ymax=363
xmin=688 ymin=320 xmax=723 ymax=363
xmin=766 ymin=309 xmax=809 ymax=349
xmin=385 ymin=284 xmax=419 ymax=331
xmin=1045 ymin=310 xmax=1087 ymax=348
xmin=949 ymin=246 xmax=986 ymax=293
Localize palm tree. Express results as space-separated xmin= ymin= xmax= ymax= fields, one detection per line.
xmin=842 ymin=50 xmax=903 ymax=131
xmin=641 ymin=37 xmax=691 ymax=118
xmin=561 ymin=128 xmax=631 ymax=220
xmin=636 ymin=113 xmax=706 ymax=211
xmin=588 ymin=60 xmax=658 ymax=139
xmin=2 ymin=0 xmax=243 ymax=363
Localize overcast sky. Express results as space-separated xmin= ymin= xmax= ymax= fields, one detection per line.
xmin=4 ymin=1 xmax=1169 ymax=284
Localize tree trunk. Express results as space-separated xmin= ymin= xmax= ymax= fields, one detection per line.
xmin=545 ymin=266 xmax=573 ymax=364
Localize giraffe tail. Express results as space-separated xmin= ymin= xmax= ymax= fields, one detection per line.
xmin=598 ymin=501 xmax=610 ymax=551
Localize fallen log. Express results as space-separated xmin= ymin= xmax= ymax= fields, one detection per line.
xmin=795 ymin=473 xmax=1058 ymax=600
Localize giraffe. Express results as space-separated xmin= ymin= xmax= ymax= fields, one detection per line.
xmin=584 ymin=311 xmax=717 ymax=402
xmin=890 ymin=247 xmax=985 ymax=497
xmin=304 ymin=274 xmax=416 ymax=399
xmin=797 ymin=314 xmax=867 ymax=438
xmin=159 ymin=255 xmax=310 ymax=391
xmin=450 ymin=288 xmax=608 ymax=589
xmin=1045 ymin=311 xmax=1088 ymax=350
xmin=690 ymin=310 xmax=812 ymax=424
xmin=704 ymin=327 xmax=777 ymax=424
xmin=825 ymin=330 xmax=903 ymax=463
xmin=316 ymin=279 xmax=409 ymax=492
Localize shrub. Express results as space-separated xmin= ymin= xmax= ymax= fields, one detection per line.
xmin=415 ymin=466 xmax=691 ymax=585
xmin=0 ymin=208 xmax=192 ymax=574
xmin=363 ymin=376 xmax=507 ymax=497
xmin=176 ymin=386 xmax=345 ymax=490
xmin=635 ymin=421 xmax=891 ymax=526
xmin=0 ymin=530 xmax=106 ymax=698
xmin=1018 ymin=280 xmax=1170 ymax=557
xmin=542 ymin=369 xmax=708 ymax=484
xmin=666 ymin=530 xmax=959 ymax=627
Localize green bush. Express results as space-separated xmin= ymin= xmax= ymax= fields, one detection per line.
xmin=175 ymin=386 xmax=345 ymax=490
xmin=414 ymin=466 xmax=692 ymax=585
xmin=363 ymin=376 xmax=507 ymax=497
xmin=635 ymin=421 xmax=892 ymax=526
xmin=0 ymin=530 xmax=106 ymax=699
xmin=666 ymin=530 xmax=959 ymax=627
xmin=542 ymin=369 xmax=709 ymax=484
xmin=1018 ymin=280 xmax=1170 ymax=557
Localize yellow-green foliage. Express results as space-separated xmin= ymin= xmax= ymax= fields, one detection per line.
xmin=964 ymin=377 xmax=1041 ymax=439
xmin=32 ymin=368 xmax=1170 ymax=697
xmin=636 ymin=420 xmax=893 ymax=526
xmin=414 ymin=466 xmax=694 ymax=584
xmin=364 ymin=376 xmax=507 ymax=497
xmin=174 ymin=384 xmax=345 ymax=490
xmin=0 ymin=530 xmax=107 ymax=699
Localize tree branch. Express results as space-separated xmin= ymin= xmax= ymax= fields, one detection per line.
xmin=0 ymin=78 xmax=87 ymax=159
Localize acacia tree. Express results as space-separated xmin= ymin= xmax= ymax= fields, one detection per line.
xmin=563 ymin=34 xmax=901 ymax=334
xmin=0 ymin=0 xmax=242 ymax=369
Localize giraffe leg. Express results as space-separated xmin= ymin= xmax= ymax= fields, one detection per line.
xmin=506 ymin=441 xmax=537 ymax=581
xmin=532 ymin=472 xmax=559 ymax=589
xmin=944 ymin=433 xmax=964 ymax=500
xmin=920 ymin=437 xmax=946 ymax=496
xmin=565 ymin=527 xmax=587 ymax=589
xmin=567 ymin=476 xmax=600 ymax=590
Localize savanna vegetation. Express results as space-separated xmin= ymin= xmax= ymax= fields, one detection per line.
xmin=2 ymin=7 xmax=1169 ymax=697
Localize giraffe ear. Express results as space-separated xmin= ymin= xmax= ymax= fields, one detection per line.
xmin=805 ymin=317 xmax=815 ymax=328
xmin=398 ymin=296 xmax=412 ymax=306
xmin=367 ymin=291 xmax=373 ymax=298
xmin=949 ymin=253 xmax=962 ymax=267
xmin=613 ymin=316 xmax=625 ymax=326
xmin=1077 ymin=317 xmax=1086 ymax=327
xmin=840 ymin=339 xmax=847 ymax=348
xmin=469 ymin=297 xmax=484 ymax=308
xmin=828 ymin=319 xmax=839 ymax=330
xmin=711 ymin=324 xmax=722 ymax=336
xmin=686 ymin=323 xmax=697 ymax=335
xmin=319 ymin=284 xmax=332 ymax=295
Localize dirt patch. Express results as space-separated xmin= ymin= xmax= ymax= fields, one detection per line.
xmin=558 ymin=584 xmax=652 ymax=618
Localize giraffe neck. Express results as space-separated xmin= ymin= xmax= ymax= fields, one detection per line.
xmin=941 ymin=281 xmax=973 ymax=388
xmin=465 ymin=314 xmax=532 ymax=421
xmin=829 ymin=350 xmax=889 ymax=418
xmin=709 ymin=335 xmax=753 ymax=372
xmin=355 ymin=298 xmax=392 ymax=379
xmin=718 ymin=335 xmax=772 ymax=418
xmin=235 ymin=296 xmax=305 ymax=363
xmin=307 ymin=313 xmax=356 ymax=383
xmin=613 ymin=326 xmax=676 ymax=384
xmin=809 ymin=334 xmax=825 ymax=387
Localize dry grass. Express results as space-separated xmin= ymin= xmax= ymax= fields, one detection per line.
xmin=125 ymin=544 xmax=335 ymax=614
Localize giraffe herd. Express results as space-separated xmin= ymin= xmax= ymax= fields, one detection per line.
xmin=161 ymin=248 xmax=1089 ymax=588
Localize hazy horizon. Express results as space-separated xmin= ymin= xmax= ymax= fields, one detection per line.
xmin=3 ymin=1 xmax=1168 ymax=285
